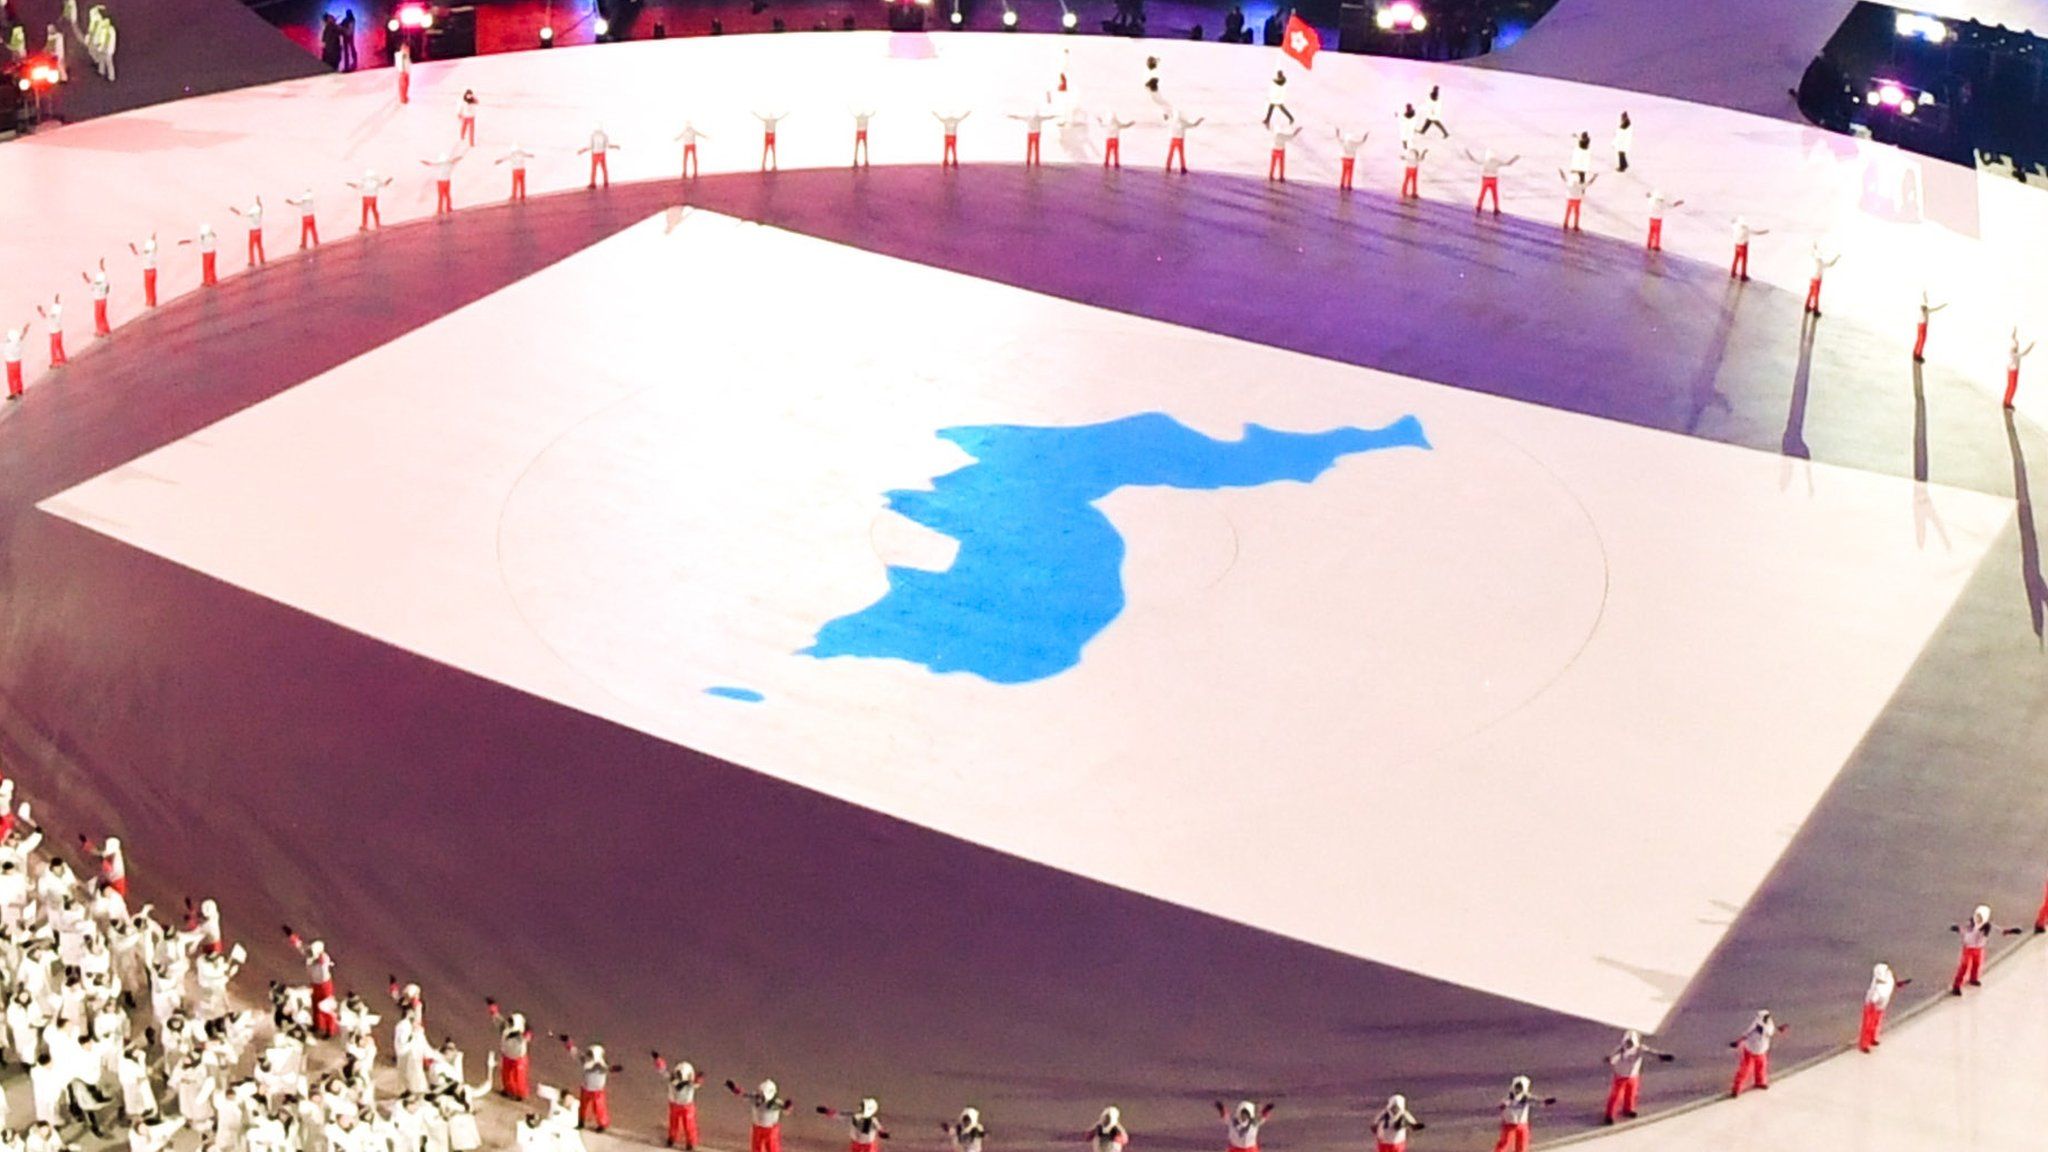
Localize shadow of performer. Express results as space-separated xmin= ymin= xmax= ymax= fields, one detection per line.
xmin=2006 ymin=409 xmax=2047 ymax=647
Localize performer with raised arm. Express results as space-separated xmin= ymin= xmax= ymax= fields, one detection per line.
xmin=1099 ymin=113 xmax=1136 ymax=169
xmin=1465 ymin=147 xmax=1517 ymax=214
xmin=182 ymin=223 xmax=221 ymax=286
xmin=1215 ymin=1100 xmax=1273 ymax=1152
xmin=1335 ymin=129 xmax=1369 ymax=191
xmin=395 ymin=41 xmax=412 ymax=105
xmin=128 ymin=233 xmax=159 ymax=307
xmin=1859 ymin=962 xmax=1910 ymax=1052
xmin=942 ymin=1108 xmax=986 ymax=1152
xmin=1399 ymin=143 xmax=1428 ymax=199
xmin=347 ymin=170 xmax=393 ymax=231
xmin=850 ymin=109 xmax=874 ymax=168
xmin=2006 ymin=330 xmax=2036 ymax=409
xmin=563 ymin=1039 xmax=619 ymax=1131
xmin=225 ymin=195 xmax=265 ymax=269
xmin=1913 ymin=291 xmax=1946 ymax=362
xmin=653 ymin=1052 xmax=703 ymax=1148
xmin=285 ymin=189 xmax=320 ymax=249
xmin=497 ymin=145 xmax=536 ymax=200
xmin=671 ymin=122 xmax=706 ymax=179
xmin=817 ymin=1097 xmax=888 ymax=1152
xmin=1730 ymin=217 xmax=1767 ymax=281
xmin=421 ymin=150 xmax=463 ymax=216
xmin=1370 ymin=1095 xmax=1421 ymax=1152
xmin=1559 ymin=169 xmax=1595 ymax=232
xmin=35 ymin=295 xmax=64 ymax=367
xmin=1492 ymin=1077 xmax=1553 ymax=1152
xmin=1008 ymin=108 xmax=1052 ymax=167
xmin=1804 ymin=244 xmax=1841 ymax=316
xmin=755 ymin=112 xmax=789 ymax=172
xmin=1950 ymin=903 xmax=2024 ymax=990
xmin=934 ymin=111 xmax=969 ymax=168
xmin=1601 ymin=1029 xmax=1673 ymax=1124
xmin=1086 ymin=1107 xmax=1128 ymax=1152
xmin=1728 ymin=1010 xmax=1785 ymax=1096
xmin=1167 ymin=111 xmax=1203 ymax=174
xmin=82 ymin=260 xmax=111 ymax=336
xmin=488 ymin=1001 xmax=533 ymax=1099
xmin=726 ymin=1078 xmax=791 ymax=1152
xmin=1267 ymin=124 xmax=1303 ymax=182
xmin=5 ymin=319 xmax=27 ymax=399
xmin=578 ymin=128 xmax=620 ymax=189
xmin=458 ymin=90 xmax=479 ymax=146
xmin=1645 ymin=190 xmax=1681 ymax=250
xmin=284 ymin=929 xmax=337 ymax=1037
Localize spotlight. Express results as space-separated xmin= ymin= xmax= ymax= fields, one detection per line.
xmin=387 ymin=18 xmax=400 ymax=31
xmin=1894 ymin=12 xmax=1948 ymax=43
xmin=1375 ymin=1 xmax=1424 ymax=31
xmin=593 ymin=15 xmax=610 ymax=35
xmin=395 ymin=3 xmax=433 ymax=29
xmin=949 ymin=4 xmax=962 ymax=22
xmin=1001 ymin=5 xmax=1017 ymax=26
xmin=1899 ymin=98 xmax=1917 ymax=114
xmin=539 ymin=23 xmax=555 ymax=44
xmin=1061 ymin=6 xmax=1076 ymax=28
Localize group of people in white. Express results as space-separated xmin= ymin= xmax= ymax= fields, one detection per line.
xmin=2 ymin=0 xmax=117 ymax=84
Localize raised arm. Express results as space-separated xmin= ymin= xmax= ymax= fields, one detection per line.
xmin=1502 ymin=154 xmax=1520 ymax=166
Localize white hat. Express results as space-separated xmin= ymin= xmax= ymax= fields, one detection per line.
xmin=857 ymin=1099 xmax=879 ymax=1120
xmin=1233 ymin=1102 xmax=1255 ymax=1123
xmin=309 ymin=940 xmax=326 ymax=957
xmin=508 ymin=1013 xmax=525 ymax=1031
xmin=1621 ymin=1029 xmax=1640 ymax=1048
xmin=103 ymin=837 xmax=120 ymax=855
xmin=959 ymin=1108 xmax=981 ymax=1130
xmin=1508 ymin=1076 xmax=1530 ymax=1097
xmin=1974 ymin=904 xmax=1991 ymax=923
xmin=588 ymin=1045 xmax=605 ymax=1063
xmin=1099 ymin=1107 xmax=1121 ymax=1129
xmin=759 ymin=1080 xmax=777 ymax=1101
xmin=1384 ymin=1094 xmax=1405 ymax=1115
xmin=1872 ymin=962 xmax=1892 ymax=982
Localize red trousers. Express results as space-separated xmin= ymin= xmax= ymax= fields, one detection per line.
xmin=512 ymin=169 xmax=528 ymax=200
xmin=1913 ymin=321 xmax=1927 ymax=361
xmin=1104 ymin=138 xmax=1120 ymax=168
xmin=310 ymin=979 xmax=336 ymax=1036
xmin=1340 ymin=156 xmax=1355 ymax=190
xmin=1604 ymin=1074 xmax=1638 ymax=1121
xmin=2035 ymin=881 xmax=2048 ymax=929
xmin=1731 ymin=242 xmax=1749 ymax=279
xmin=202 ymin=251 xmax=218 ymax=286
xmin=762 ymin=131 xmax=778 ymax=172
xmin=1564 ymin=200 xmax=1582 ymax=231
xmin=6 ymin=361 xmax=22 ymax=397
xmin=460 ymin=116 xmax=475 ymax=146
xmin=853 ymin=131 xmax=867 ymax=167
xmin=590 ymin=153 xmax=609 ymax=188
xmin=1491 ymin=1122 xmax=1528 ymax=1152
xmin=1858 ymin=1002 xmax=1886 ymax=1051
xmin=1374 ymin=1144 xmax=1403 ymax=1152
xmin=1954 ymin=944 xmax=1986 ymax=987
xmin=248 ymin=228 xmax=265 ymax=266
xmin=1025 ymin=131 xmax=1040 ymax=166
xmin=143 ymin=268 xmax=157 ymax=308
xmin=943 ymin=135 xmax=958 ymax=167
xmin=499 ymin=1055 xmax=530 ymax=1099
xmin=1647 ymin=217 xmax=1663 ymax=249
xmin=579 ymin=1088 xmax=608 ymax=1130
xmin=1166 ymin=138 xmax=1186 ymax=173
xmin=1400 ymin=165 xmax=1419 ymax=198
xmin=48 ymin=334 xmax=66 ymax=365
xmin=1268 ymin=147 xmax=1286 ymax=181
xmin=750 ymin=1126 xmax=781 ymax=1152
xmin=435 ymin=179 xmax=453 ymax=215
xmin=1476 ymin=175 xmax=1498 ymax=213
xmin=1804 ymin=277 xmax=1822 ymax=313
xmin=398 ymin=72 xmax=410 ymax=104
xmin=682 ymin=145 xmax=698 ymax=179
xmin=300 ymin=215 xmax=319 ymax=248
xmin=93 ymin=299 xmax=110 ymax=336
xmin=361 ymin=196 xmax=381 ymax=230
xmin=1730 ymin=1049 xmax=1769 ymax=1095
xmin=667 ymin=1103 xmax=698 ymax=1147
xmin=2006 ymin=368 xmax=2021 ymax=409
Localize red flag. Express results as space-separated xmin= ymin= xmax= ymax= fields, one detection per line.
xmin=1282 ymin=13 xmax=1321 ymax=70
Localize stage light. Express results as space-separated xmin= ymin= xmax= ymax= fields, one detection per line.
xmin=396 ymin=3 xmax=434 ymax=30
xmin=1001 ymin=5 xmax=1017 ymax=26
xmin=593 ymin=15 xmax=610 ymax=35
xmin=1374 ymin=8 xmax=1393 ymax=28
xmin=1411 ymin=12 xmax=1426 ymax=29
xmin=1899 ymin=99 xmax=1917 ymax=114
xmin=1879 ymin=82 xmax=1903 ymax=105
xmin=1375 ymin=1 xmax=1424 ymax=31
xmin=387 ymin=18 xmax=400 ymax=31
xmin=1061 ymin=5 xmax=1076 ymax=28
xmin=1866 ymin=90 xmax=1881 ymax=105
xmin=539 ymin=24 xmax=555 ymax=44
xmin=1895 ymin=12 xmax=1948 ymax=43
xmin=949 ymin=6 xmax=962 ymax=23
xmin=27 ymin=62 xmax=59 ymax=86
